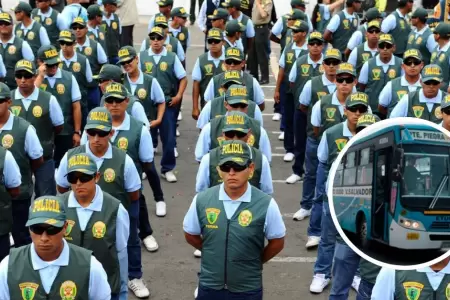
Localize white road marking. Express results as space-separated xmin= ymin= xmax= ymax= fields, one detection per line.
xmin=272 ymin=154 xmax=286 ymax=157
xmin=282 ymin=213 xmax=294 ymax=218
xmin=272 ymin=179 xmax=287 ymax=183
xmin=271 ymin=131 xmax=283 ymax=134
xmin=261 ymin=85 xmax=276 ymax=88
xmin=262 ymin=113 xmax=275 ymax=116
xmin=269 ymin=257 xmax=317 ymax=263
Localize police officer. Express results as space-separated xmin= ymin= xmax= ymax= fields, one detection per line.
xmin=0 ymin=82 xmax=43 ymax=248
xmin=0 ymin=12 xmax=35 ymax=90
xmin=323 ymin=0 xmax=361 ymax=55
xmin=11 ymin=59 xmax=64 ymax=198
xmin=207 ymin=8 xmax=229 ymax=35
xmin=86 ymin=4 xmax=108 ymax=56
xmin=35 ymin=44 xmax=82 ymax=172
xmin=224 ymin=0 xmax=255 ymax=56
xmin=55 ymin=107 xmax=150 ymax=298
xmin=277 ymin=9 xmax=310 ymax=55
xmin=195 ymin=110 xmax=272 ymax=162
xmin=309 ymin=92 xmax=369 ymax=294
xmin=169 ymin=7 xmax=190 ymax=54
xmin=147 ymin=0 xmax=173 ymax=32
xmin=381 ymin=0 xmax=413 ymax=58
xmin=406 ymin=7 xmax=436 ymax=65
xmin=197 ymin=84 xmax=263 ymax=129
xmin=139 ymin=26 xmax=187 ymax=182
xmin=348 ymin=20 xmax=381 ymax=74
xmin=441 ymin=94 xmax=450 ymax=131
xmin=371 ymin=256 xmax=450 ymax=298
xmin=390 ymin=64 xmax=447 ymax=124
xmin=58 ymin=29 xmax=93 ymax=128
xmin=311 ymin=0 xmax=345 ymax=35
xmin=192 ymin=27 xmax=225 ymax=119
xmin=358 ymin=33 xmax=403 ymax=117
xmin=31 ymin=0 xmax=67 ymax=49
xmin=204 ymin=47 xmax=265 ymax=110
xmin=62 ymin=153 xmax=130 ymax=300
xmin=378 ymin=49 xmax=423 ymax=117
xmin=0 ymin=196 xmax=111 ymax=299
xmin=345 ymin=7 xmax=382 ymax=57
xmin=223 ymin=19 xmax=245 ymax=52
xmin=198 ymin=0 xmax=227 ymax=53
xmin=73 ymin=16 xmax=108 ymax=111
xmin=102 ymin=0 xmax=122 ymax=65
xmin=184 ymin=141 xmax=285 ymax=299
xmin=430 ymin=23 xmax=450 ymax=93
xmin=14 ymin=2 xmax=51 ymax=58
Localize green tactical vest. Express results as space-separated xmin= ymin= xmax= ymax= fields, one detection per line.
xmin=113 ymin=115 xmax=143 ymax=174
xmin=0 ymin=115 xmax=33 ymax=200
xmin=332 ymin=11 xmax=359 ymax=53
xmin=389 ymin=11 xmax=411 ymax=56
xmin=170 ymin=26 xmax=189 ymax=52
xmin=282 ymin=42 xmax=308 ymax=94
xmin=209 ymin=145 xmax=262 ymax=188
xmin=406 ymin=27 xmax=432 ymax=64
xmin=212 ymin=72 xmax=254 ymax=100
xmin=0 ymin=147 xmax=12 ymax=235
xmin=279 ymin=16 xmax=289 ymax=52
xmin=124 ymin=73 xmax=157 ymax=121
xmin=387 ymin=77 xmax=412 ymax=117
xmin=101 ymin=14 xmax=121 ymax=58
xmin=8 ymin=243 xmax=91 ymax=299
xmin=143 ymin=35 xmax=179 ymax=55
xmin=292 ymin=54 xmax=324 ymax=104
xmin=319 ymin=94 xmax=346 ymax=138
xmin=316 ymin=5 xmax=331 ymax=34
xmin=31 ymin=8 xmax=60 ymax=49
xmin=394 ymin=270 xmax=450 ymax=300
xmin=359 ymin=259 xmax=381 ymax=285
xmin=325 ymin=122 xmax=352 ymax=187
xmin=357 ymin=24 xmax=367 ymax=45
xmin=11 ymin=88 xmax=54 ymax=160
xmin=60 ymin=53 xmax=90 ymax=107
xmin=139 ymin=50 xmax=178 ymax=102
xmin=76 ymin=39 xmax=102 ymax=76
xmin=40 ymin=69 xmax=74 ymax=135
xmin=196 ymin=185 xmax=271 ymax=292
xmin=354 ymin=43 xmax=377 ymax=74
xmin=430 ymin=45 xmax=450 ymax=92
xmin=68 ymin=145 xmax=130 ymax=209
xmin=364 ymin=56 xmax=403 ymax=112
xmin=14 ymin=21 xmax=43 ymax=57
xmin=0 ymin=36 xmax=24 ymax=89
xmin=238 ymin=14 xmax=250 ymax=54
xmin=209 ymin=96 xmax=257 ymax=121
xmin=406 ymin=91 xmax=445 ymax=124
xmin=62 ymin=191 xmax=121 ymax=294
xmin=87 ymin=26 xmax=108 ymax=58
xmin=198 ymin=52 xmax=225 ymax=103
xmin=307 ymin=75 xmax=330 ymax=139
xmin=209 ymin=115 xmax=261 ymax=150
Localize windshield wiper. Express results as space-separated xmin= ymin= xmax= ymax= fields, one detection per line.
xmin=429 ymin=175 xmax=449 ymax=209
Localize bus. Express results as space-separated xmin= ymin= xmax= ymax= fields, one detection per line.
xmin=332 ymin=124 xmax=450 ymax=250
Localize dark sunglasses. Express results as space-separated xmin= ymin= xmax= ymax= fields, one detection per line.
xmin=120 ymin=59 xmax=134 ymax=66
xmin=14 ymin=11 xmax=22 ymax=14
xmin=404 ymin=59 xmax=422 ymax=66
xmin=219 ymin=162 xmax=248 ymax=173
xmin=30 ymin=225 xmax=64 ymax=236
xmin=15 ymin=73 xmax=33 ymax=79
xmin=0 ymin=98 xmax=9 ymax=104
xmin=324 ymin=59 xmax=340 ymax=66
xmin=225 ymin=59 xmax=242 ymax=65
xmin=308 ymin=41 xmax=323 ymax=47
xmin=207 ymin=39 xmax=221 ymax=44
xmin=46 ymin=63 xmax=59 ymax=68
xmin=149 ymin=35 xmax=164 ymax=41
xmin=104 ymin=97 xmax=126 ymax=104
xmin=336 ymin=77 xmax=354 ymax=84
xmin=292 ymin=29 xmax=305 ymax=34
xmin=60 ymin=41 xmax=74 ymax=46
xmin=86 ymin=129 xmax=110 ymax=137
xmin=229 ymin=103 xmax=248 ymax=109
xmin=224 ymin=130 xmax=247 ymax=139
xmin=346 ymin=105 xmax=368 ymax=113
xmin=67 ymin=172 xmax=95 ymax=184
xmin=367 ymin=29 xmax=381 ymax=34
xmin=423 ymin=80 xmax=441 ymax=86
xmin=442 ymin=108 xmax=450 ymax=115
xmin=379 ymin=43 xmax=393 ymax=50
xmin=71 ymin=26 xmax=85 ymax=30
xmin=0 ymin=22 xmax=11 ymax=26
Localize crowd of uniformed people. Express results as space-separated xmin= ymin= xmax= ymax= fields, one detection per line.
xmin=0 ymin=0 xmax=447 ymax=298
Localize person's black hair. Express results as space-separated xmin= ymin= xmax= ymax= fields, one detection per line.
xmin=311 ymin=0 xmax=323 ymax=30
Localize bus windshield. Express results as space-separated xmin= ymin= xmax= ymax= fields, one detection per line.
xmin=401 ymin=145 xmax=450 ymax=211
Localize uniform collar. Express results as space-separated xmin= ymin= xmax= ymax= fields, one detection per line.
xmin=417 ymin=261 xmax=450 ymax=274
xmin=219 ymin=182 xmax=252 ymax=202
xmin=102 ymin=14 xmax=116 ymax=21
xmin=19 ymin=20 xmax=36 ymax=30
xmin=77 ymin=38 xmax=91 ymax=48
xmin=15 ymin=87 xmax=40 ymax=100
xmin=87 ymin=25 xmax=98 ymax=33
xmin=208 ymin=50 xmax=225 ymax=61
xmin=331 ymin=92 xmax=346 ymax=106
xmin=396 ymin=8 xmax=406 ymax=19
xmin=2 ymin=35 xmax=16 ymax=45
xmin=148 ymin=47 xmax=167 ymax=56
xmin=419 ymin=89 xmax=442 ymax=103
xmin=229 ymin=12 xmax=243 ymax=22
xmin=223 ymin=37 xmax=238 ymax=47
xmin=342 ymin=120 xmax=354 ymax=138
xmin=37 ymin=7 xmax=53 ymax=17
xmin=31 ymin=239 xmax=70 ymax=270
xmin=438 ymin=41 xmax=450 ymax=52
xmin=86 ymin=142 xmax=113 ymax=159
xmin=364 ymin=41 xmax=378 ymax=52
xmin=414 ymin=25 xmax=429 ymax=34
xmin=343 ymin=8 xmax=356 ymax=18
xmin=0 ymin=112 xmax=14 ymax=131
xmin=307 ymin=53 xmax=323 ymax=64
xmin=60 ymin=51 xmax=78 ymax=63
xmin=322 ymin=74 xmax=335 ymax=86
xmin=68 ymin=185 xmax=103 ymax=212
xmin=292 ymin=42 xmax=308 ymax=50
xmin=127 ymin=70 xmax=144 ymax=85
xmin=164 ymin=35 xmax=171 ymax=45
xmin=375 ymin=54 xmax=396 ymax=67
xmin=112 ymin=112 xmax=131 ymax=132
xmin=400 ymin=75 xmax=421 ymax=87
xmin=44 ymin=68 xmax=62 ymax=79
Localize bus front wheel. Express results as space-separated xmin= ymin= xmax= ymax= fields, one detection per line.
xmin=356 ymin=214 xmax=370 ymax=249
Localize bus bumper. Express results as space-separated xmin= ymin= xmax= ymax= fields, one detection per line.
xmin=389 ymin=220 xmax=449 ymax=250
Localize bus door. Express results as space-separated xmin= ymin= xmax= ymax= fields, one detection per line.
xmin=372 ymin=148 xmax=392 ymax=241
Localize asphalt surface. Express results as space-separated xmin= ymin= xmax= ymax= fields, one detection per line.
xmin=133 ymin=23 xmax=356 ymax=300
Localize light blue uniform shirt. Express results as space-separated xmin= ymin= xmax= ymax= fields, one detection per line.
xmin=288 ymin=53 xmax=324 ymax=84
xmin=204 ymin=72 xmax=265 ymax=104
xmin=326 ymin=8 xmax=357 ymax=33
xmin=378 ymin=76 xmax=421 ymax=108
xmin=0 ymin=54 xmax=6 ymax=77
xmin=381 ymin=9 xmax=406 ymax=34
xmin=347 ymin=24 xmax=367 ymax=51
xmin=67 ymin=186 xmax=129 ymax=300
xmin=139 ymin=36 xmax=185 ymax=62
xmin=44 ymin=68 xmax=82 ymax=102
xmin=196 ymin=152 xmax=273 ymax=194
xmin=183 ymin=183 xmax=286 ymax=240
xmin=169 ymin=24 xmax=191 ymax=49
xmin=138 ymin=47 xmax=186 ymax=80
xmin=59 ymin=51 xmax=93 ymax=84
xmin=0 ymin=113 xmax=43 ymax=160
xmin=14 ymin=87 xmax=65 ymax=126
xmin=0 ymin=35 xmax=34 ymax=61
xmin=229 ymin=13 xmax=255 ymax=38
xmin=35 ymin=7 xmax=67 ymax=30
xmin=125 ymin=70 xmax=165 ymax=104
xmin=0 ymin=239 xmax=111 ymax=300
xmin=102 ymin=14 xmax=122 ymax=35
xmin=433 ymin=41 xmax=450 ymax=66
xmin=347 ymin=41 xmax=378 ymax=67
xmin=87 ymin=24 xmax=101 ymax=39
xmin=15 ymin=20 xmax=51 ymax=46
xmin=196 ymin=100 xmax=264 ymax=129
xmin=279 ymin=42 xmax=308 ymax=69
xmin=411 ymin=25 xmax=437 ymax=54
xmin=271 ymin=13 xmax=314 ymax=36
xmin=299 ymin=74 xmax=336 ymax=106
xmin=390 ymin=89 xmax=443 ymax=118
xmin=223 ymin=37 xmax=244 ymax=53
xmin=56 ymin=143 xmax=141 ymax=192
xmin=195 ymin=119 xmax=272 ymax=163
xmin=61 ymin=4 xmax=88 ymax=28
xmin=76 ymin=38 xmax=108 ymax=65
xmin=358 ymin=55 xmax=404 ymax=85
xmin=3 ymin=150 xmax=21 ymax=188
xmin=192 ymin=51 xmax=225 ymax=81
xmin=371 ymin=263 xmax=450 ymax=300
xmin=129 ymin=100 xmax=150 ymax=129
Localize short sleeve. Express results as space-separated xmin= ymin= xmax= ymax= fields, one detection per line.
xmin=183 ymin=195 xmax=202 ymax=235
xmin=264 ymin=199 xmax=286 ymax=239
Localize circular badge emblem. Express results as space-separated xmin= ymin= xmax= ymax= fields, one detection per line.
xmin=435 ymin=106 xmax=443 ymax=119
xmin=103 ymin=168 xmax=115 ymax=183
xmin=286 ymin=36 xmax=291 ymax=44
xmin=89 ymin=34 xmax=95 ymax=40
xmin=238 ymin=210 xmax=253 ymax=227
xmin=117 ymin=137 xmax=128 ymax=150
xmin=1 ymin=134 xmax=14 ymax=148
xmin=99 ymin=32 xmax=105 ymax=40
xmin=27 ymin=31 xmax=35 ymax=40
xmin=178 ymin=32 xmax=185 ymax=41
xmin=440 ymin=54 xmax=446 ymax=62
xmin=247 ymin=134 xmax=255 ymax=146
xmin=319 ymin=64 xmax=325 ymax=73
xmin=8 ymin=45 xmax=16 ymax=55
xmin=45 ymin=17 xmax=52 ymax=26
xmin=221 ymin=64 xmax=227 ymax=71
xmin=137 ymin=88 xmax=147 ymax=99
xmin=84 ymin=47 xmax=92 ymax=56
xmin=72 ymin=62 xmax=81 ymax=72
xmin=112 ymin=21 xmax=118 ymax=30
xmin=56 ymin=84 xmax=65 ymax=94
xmin=92 ymin=221 xmax=106 ymax=238
xmin=32 ymin=105 xmax=42 ymax=118
xmin=60 ymin=280 xmax=77 ymax=299
xmin=58 ymin=62 xmax=63 ymax=69
xmin=160 ymin=62 xmax=168 ymax=71
xmin=388 ymin=69 xmax=396 ymax=79
xmin=166 ymin=44 xmax=173 ymax=52
xmin=16 ymin=30 xmax=22 ymax=38
xmin=33 ymin=16 xmax=40 ymax=22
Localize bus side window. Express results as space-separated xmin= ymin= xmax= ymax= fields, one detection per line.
xmin=334 ymin=159 xmax=344 ymax=187
xmin=343 ymin=151 xmax=357 ymax=186
xmin=357 ymin=148 xmax=373 ymax=185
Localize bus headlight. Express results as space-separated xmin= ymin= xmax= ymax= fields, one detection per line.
xmin=398 ymin=217 xmax=425 ymax=231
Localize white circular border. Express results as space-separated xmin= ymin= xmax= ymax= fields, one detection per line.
xmin=327 ymin=117 xmax=450 ymax=270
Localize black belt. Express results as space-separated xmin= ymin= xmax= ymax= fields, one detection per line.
xmin=255 ymin=23 xmax=269 ymax=28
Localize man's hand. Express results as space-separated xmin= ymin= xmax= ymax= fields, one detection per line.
xmin=37 ymin=64 xmax=46 ymax=78
xmin=73 ymin=133 xmax=81 ymax=147
xmin=150 ymin=118 xmax=162 ymax=128
xmin=169 ymin=95 xmax=182 ymax=106
xmin=274 ymin=91 xmax=280 ymax=103
xmin=192 ymin=107 xmax=200 ymax=120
